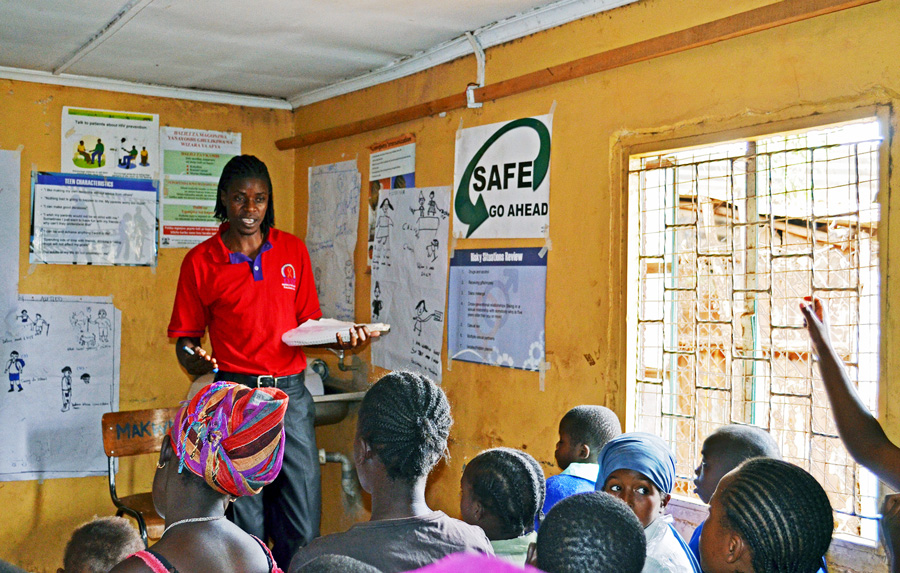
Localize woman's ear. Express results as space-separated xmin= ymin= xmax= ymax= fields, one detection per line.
xmin=660 ymin=492 xmax=671 ymax=511
xmin=526 ymin=542 xmax=538 ymax=566
xmin=726 ymin=532 xmax=749 ymax=565
xmin=158 ymin=434 xmax=174 ymax=467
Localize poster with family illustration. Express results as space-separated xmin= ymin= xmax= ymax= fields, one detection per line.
xmin=60 ymin=107 xmax=160 ymax=180
xmin=0 ymin=295 xmax=120 ymax=481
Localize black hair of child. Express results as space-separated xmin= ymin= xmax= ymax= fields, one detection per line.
xmin=536 ymin=491 xmax=646 ymax=573
xmin=465 ymin=447 xmax=546 ymax=537
xmin=295 ymin=554 xmax=383 ymax=573
xmin=719 ymin=458 xmax=833 ymax=573
xmin=214 ymin=154 xmax=275 ymax=234
xmin=357 ymin=370 xmax=452 ymax=482
xmin=63 ymin=516 xmax=144 ymax=573
xmin=706 ymin=424 xmax=781 ymax=467
xmin=559 ymin=405 xmax=622 ymax=455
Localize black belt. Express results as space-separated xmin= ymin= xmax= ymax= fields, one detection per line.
xmin=215 ymin=371 xmax=304 ymax=389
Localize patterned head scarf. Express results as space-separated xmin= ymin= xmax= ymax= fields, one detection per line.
xmin=595 ymin=432 xmax=677 ymax=494
xmin=169 ymin=381 xmax=288 ymax=497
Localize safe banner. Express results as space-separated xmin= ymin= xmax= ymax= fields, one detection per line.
xmin=448 ymin=247 xmax=546 ymax=371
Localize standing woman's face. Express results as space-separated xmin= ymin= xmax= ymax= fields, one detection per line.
xmin=221 ymin=177 xmax=269 ymax=237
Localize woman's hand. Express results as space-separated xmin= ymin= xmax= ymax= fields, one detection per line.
xmin=334 ymin=325 xmax=380 ymax=350
xmin=799 ymin=295 xmax=831 ymax=352
xmin=177 ymin=338 xmax=218 ymax=376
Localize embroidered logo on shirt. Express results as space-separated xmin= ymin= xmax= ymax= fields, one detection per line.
xmin=281 ymin=264 xmax=297 ymax=290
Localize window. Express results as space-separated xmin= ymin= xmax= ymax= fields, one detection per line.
xmin=629 ymin=119 xmax=882 ymax=538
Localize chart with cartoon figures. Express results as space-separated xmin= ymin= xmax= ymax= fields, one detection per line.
xmin=307 ymin=160 xmax=361 ymax=322
xmin=0 ymin=295 xmax=120 ymax=481
xmin=371 ymin=186 xmax=450 ymax=382
xmin=60 ymin=107 xmax=159 ymax=180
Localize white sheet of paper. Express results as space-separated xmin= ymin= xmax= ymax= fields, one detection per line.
xmin=371 ymin=187 xmax=450 ymax=382
xmin=307 ymin=161 xmax=361 ymax=322
xmin=0 ymin=296 xmax=120 ymax=481
xmin=0 ymin=150 xmax=20 ymax=309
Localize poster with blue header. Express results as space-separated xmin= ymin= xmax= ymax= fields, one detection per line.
xmin=448 ymin=247 xmax=546 ymax=370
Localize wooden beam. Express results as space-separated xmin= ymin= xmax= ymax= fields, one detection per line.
xmin=276 ymin=0 xmax=879 ymax=150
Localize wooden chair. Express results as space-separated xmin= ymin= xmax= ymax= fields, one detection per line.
xmin=101 ymin=407 xmax=179 ymax=547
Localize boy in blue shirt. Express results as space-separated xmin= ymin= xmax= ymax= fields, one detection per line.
xmin=537 ymin=405 xmax=621 ymax=530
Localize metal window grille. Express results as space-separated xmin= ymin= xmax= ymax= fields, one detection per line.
xmin=630 ymin=120 xmax=882 ymax=538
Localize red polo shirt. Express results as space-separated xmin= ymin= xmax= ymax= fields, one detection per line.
xmin=168 ymin=224 xmax=322 ymax=376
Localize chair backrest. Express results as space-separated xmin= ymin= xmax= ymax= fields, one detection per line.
xmin=101 ymin=407 xmax=179 ymax=458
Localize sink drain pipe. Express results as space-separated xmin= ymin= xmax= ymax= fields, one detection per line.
xmin=319 ymin=449 xmax=362 ymax=513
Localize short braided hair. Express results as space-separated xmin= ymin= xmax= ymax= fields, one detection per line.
xmin=464 ymin=447 xmax=545 ymax=537
xmin=560 ymin=405 xmax=622 ymax=457
xmin=214 ymin=155 xmax=275 ymax=233
xmin=718 ymin=458 xmax=833 ymax=573
xmin=295 ymin=554 xmax=382 ymax=572
xmin=63 ymin=516 xmax=143 ymax=573
xmin=536 ymin=491 xmax=646 ymax=573
xmin=357 ymin=371 xmax=452 ymax=482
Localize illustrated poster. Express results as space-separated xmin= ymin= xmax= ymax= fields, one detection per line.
xmin=30 ymin=172 xmax=158 ymax=266
xmin=371 ymin=186 xmax=450 ymax=382
xmin=0 ymin=296 xmax=120 ymax=481
xmin=452 ymin=115 xmax=552 ymax=239
xmin=448 ymin=247 xmax=547 ymax=370
xmin=61 ymin=107 xmax=159 ymax=180
xmin=159 ymin=128 xmax=240 ymax=248
xmin=367 ymin=134 xmax=415 ymax=270
xmin=307 ymin=161 xmax=361 ymax=321
xmin=0 ymin=150 xmax=21 ymax=309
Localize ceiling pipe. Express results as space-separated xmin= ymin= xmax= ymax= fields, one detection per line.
xmin=275 ymin=0 xmax=879 ymax=151
xmin=465 ymin=32 xmax=486 ymax=109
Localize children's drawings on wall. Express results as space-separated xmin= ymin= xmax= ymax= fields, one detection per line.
xmin=0 ymin=296 xmax=120 ymax=481
xmin=371 ymin=186 xmax=450 ymax=383
xmin=307 ymin=161 xmax=361 ymax=322
xmin=0 ymin=150 xmax=21 ymax=310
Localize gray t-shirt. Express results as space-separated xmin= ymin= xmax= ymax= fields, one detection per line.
xmin=288 ymin=511 xmax=493 ymax=573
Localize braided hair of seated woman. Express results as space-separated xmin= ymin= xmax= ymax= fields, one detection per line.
xmin=357 ymin=370 xmax=452 ymax=481
xmin=719 ymin=457 xmax=833 ymax=573
xmin=464 ymin=447 xmax=546 ymax=537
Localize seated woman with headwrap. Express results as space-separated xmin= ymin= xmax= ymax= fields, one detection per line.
xmin=111 ymin=381 xmax=289 ymax=573
xmin=595 ymin=433 xmax=701 ymax=573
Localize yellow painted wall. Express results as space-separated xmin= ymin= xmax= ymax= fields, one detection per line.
xmin=0 ymin=81 xmax=294 ymax=571
xmin=299 ymin=0 xmax=900 ymax=545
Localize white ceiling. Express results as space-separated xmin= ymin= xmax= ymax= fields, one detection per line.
xmin=0 ymin=0 xmax=639 ymax=109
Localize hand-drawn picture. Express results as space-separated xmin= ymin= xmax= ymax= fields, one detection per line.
xmin=94 ymin=309 xmax=111 ymax=343
xmin=81 ymin=372 xmax=91 ymax=384
xmin=5 ymin=350 xmax=24 ymax=392
xmin=412 ymin=300 xmax=443 ymax=336
xmin=32 ymin=313 xmax=49 ymax=336
xmin=426 ymin=239 xmax=440 ymax=262
xmin=375 ymin=198 xmax=395 ymax=246
xmin=372 ymin=282 xmax=383 ymax=321
xmin=61 ymin=366 xmax=72 ymax=411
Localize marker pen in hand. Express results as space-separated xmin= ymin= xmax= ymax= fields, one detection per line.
xmin=183 ymin=345 xmax=218 ymax=373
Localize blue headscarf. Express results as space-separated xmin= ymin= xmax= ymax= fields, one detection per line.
xmin=595 ymin=432 xmax=676 ymax=494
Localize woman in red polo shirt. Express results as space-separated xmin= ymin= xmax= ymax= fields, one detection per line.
xmin=168 ymin=155 xmax=374 ymax=568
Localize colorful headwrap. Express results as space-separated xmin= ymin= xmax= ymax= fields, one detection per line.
xmin=595 ymin=432 xmax=677 ymax=494
xmin=169 ymin=381 xmax=288 ymax=497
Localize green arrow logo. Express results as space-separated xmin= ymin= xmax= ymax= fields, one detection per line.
xmin=455 ymin=118 xmax=551 ymax=238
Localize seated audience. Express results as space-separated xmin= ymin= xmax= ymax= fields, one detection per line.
xmin=460 ymin=447 xmax=545 ymax=564
xmin=530 ymin=491 xmax=646 ymax=573
xmin=801 ymin=297 xmax=900 ymax=489
xmin=60 ymin=516 xmax=143 ymax=573
xmin=596 ymin=432 xmax=700 ymax=573
xmin=294 ymin=555 xmax=381 ymax=572
xmin=689 ymin=425 xmax=781 ymax=563
xmin=111 ymin=381 xmax=289 ymax=573
xmin=699 ymin=458 xmax=833 ymax=573
xmin=538 ymin=405 xmax=621 ymax=530
xmin=289 ymin=371 xmax=492 ymax=572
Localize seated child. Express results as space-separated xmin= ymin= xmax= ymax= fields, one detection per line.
xmin=460 ymin=448 xmax=545 ymax=564
xmin=699 ymin=458 xmax=833 ymax=573
xmin=689 ymin=425 xmax=781 ymax=563
xmin=60 ymin=516 xmax=143 ymax=573
xmin=596 ymin=432 xmax=701 ymax=573
xmin=530 ymin=491 xmax=646 ymax=573
xmin=539 ymin=405 xmax=622 ymax=529
xmin=289 ymin=371 xmax=492 ymax=573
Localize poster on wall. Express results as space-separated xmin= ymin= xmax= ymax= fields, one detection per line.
xmin=371 ymin=186 xmax=450 ymax=383
xmin=60 ymin=107 xmax=159 ymax=180
xmin=367 ymin=134 xmax=415 ymax=270
xmin=159 ymin=128 xmax=240 ymax=248
xmin=0 ymin=295 xmax=120 ymax=481
xmin=452 ymin=115 xmax=552 ymax=239
xmin=30 ymin=172 xmax=158 ymax=266
xmin=0 ymin=150 xmax=21 ymax=310
xmin=448 ymin=247 xmax=547 ymax=371
xmin=307 ymin=160 xmax=361 ymax=322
